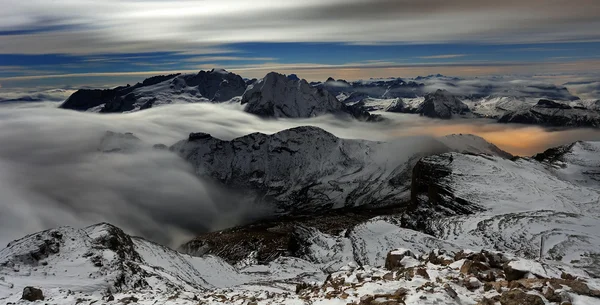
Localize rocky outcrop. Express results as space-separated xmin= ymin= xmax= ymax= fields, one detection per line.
xmin=384 ymin=99 xmax=406 ymax=113
xmin=21 ymin=286 xmax=44 ymax=301
xmin=60 ymin=69 xmax=246 ymax=112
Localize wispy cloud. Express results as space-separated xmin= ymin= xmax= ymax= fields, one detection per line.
xmin=183 ymin=56 xmax=278 ymax=62
xmin=0 ymin=1 xmax=599 ymax=55
xmin=418 ymin=54 xmax=467 ymax=59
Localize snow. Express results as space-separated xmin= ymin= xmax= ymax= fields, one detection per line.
xmin=241 ymin=72 xmax=345 ymax=118
xmin=417 ymin=143 xmax=600 ymax=273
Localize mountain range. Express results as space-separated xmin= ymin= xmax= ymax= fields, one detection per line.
xmin=58 ymin=69 xmax=600 ymax=128
xmin=3 ymin=68 xmax=600 ymax=304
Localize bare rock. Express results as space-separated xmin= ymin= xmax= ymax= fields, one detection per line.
xmin=503 ymin=262 xmax=528 ymax=281
xmin=385 ymin=249 xmax=417 ymax=270
xmin=21 ymin=287 xmax=44 ymax=301
xmin=499 ymin=289 xmax=544 ymax=305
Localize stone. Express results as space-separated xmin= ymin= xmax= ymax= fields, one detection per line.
xmin=444 ymin=283 xmax=458 ymax=299
xmin=385 ymin=249 xmax=416 ymax=270
xmin=464 ymin=277 xmax=482 ymax=290
xmin=460 ymin=260 xmax=490 ymax=275
xmin=503 ymin=262 xmax=527 ymax=281
xmin=499 ymin=290 xmax=544 ymax=305
xmin=415 ymin=267 xmax=430 ymax=279
xmin=21 ymin=287 xmax=44 ymax=301
xmin=476 ymin=297 xmax=496 ymax=305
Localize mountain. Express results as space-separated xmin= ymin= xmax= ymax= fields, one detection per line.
xmin=498 ymin=98 xmax=600 ymax=127
xmin=3 ymin=135 xmax=600 ymax=304
xmin=170 ymin=126 xmax=511 ymax=215
xmin=0 ymin=222 xmax=327 ymax=304
xmin=60 ymin=69 xmax=246 ymax=112
xmin=416 ymin=89 xmax=470 ymax=119
xmin=317 ymin=77 xmax=425 ymax=99
xmin=406 ymin=141 xmax=600 ymax=275
xmin=241 ymin=72 xmax=379 ymax=120
xmin=4 ymin=223 xmax=599 ymax=305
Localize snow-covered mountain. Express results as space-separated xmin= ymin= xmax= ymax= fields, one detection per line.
xmin=415 ymin=89 xmax=471 ymax=119
xmin=170 ymin=126 xmax=511 ymax=215
xmin=4 ymin=222 xmax=599 ymax=305
xmin=241 ymin=72 xmax=379 ymax=120
xmin=3 ymin=134 xmax=600 ymax=304
xmin=316 ymin=77 xmax=425 ymax=99
xmin=498 ymin=99 xmax=600 ymax=127
xmin=60 ymin=69 xmax=246 ymax=112
xmin=407 ymin=141 xmax=600 ymax=276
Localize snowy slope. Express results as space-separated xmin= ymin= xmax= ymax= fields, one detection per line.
xmin=60 ymin=69 xmax=246 ymax=113
xmin=466 ymin=96 xmax=534 ymax=118
xmin=0 ymin=223 xmax=330 ymax=304
xmin=498 ymin=99 xmax=600 ymax=127
xmin=408 ymin=142 xmax=600 ymax=275
xmin=3 ymin=223 xmax=599 ymax=305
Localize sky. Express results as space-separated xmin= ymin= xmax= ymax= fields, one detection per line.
xmin=1 ymin=0 xmax=600 ymax=88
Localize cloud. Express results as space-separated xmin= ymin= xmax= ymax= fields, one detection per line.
xmin=0 ymin=100 xmax=600 ymax=249
xmin=418 ymin=54 xmax=466 ymax=59
xmin=0 ymin=0 xmax=599 ymax=55
xmin=183 ymin=56 xmax=278 ymax=62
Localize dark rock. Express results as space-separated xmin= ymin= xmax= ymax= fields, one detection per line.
xmin=503 ymin=263 xmax=528 ymax=281
xmin=417 ymin=89 xmax=470 ymax=119
xmin=119 ymin=296 xmax=139 ymax=304
xmin=385 ymin=249 xmax=417 ymax=270
xmin=152 ymin=144 xmax=168 ymax=150
xmin=188 ymin=132 xmax=212 ymax=141
xmin=536 ymin=99 xmax=572 ymax=109
xmin=385 ymin=99 xmax=406 ymax=113
xmin=499 ymin=289 xmax=544 ymax=305
xmin=21 ymin=287 xmax=44 ymax=301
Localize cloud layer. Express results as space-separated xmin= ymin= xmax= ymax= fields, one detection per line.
xmin=1 ymin=101 xmax=600 ymax=248
xmin=1 ymin=0 xmax=599 ymax=55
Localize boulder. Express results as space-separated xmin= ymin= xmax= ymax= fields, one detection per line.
xmin=503 ymin=262 xmax=528 ymax=281
xmin=499 ymin=289 xmax=544 ymax=305
xmin=22 ymin=286 xmax=44 ymax=301
xmin=385 ymin=249 xmax=417 ymax=270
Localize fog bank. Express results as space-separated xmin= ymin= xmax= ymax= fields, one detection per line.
xmin=1 ymin=102 xmax=600 ymax=248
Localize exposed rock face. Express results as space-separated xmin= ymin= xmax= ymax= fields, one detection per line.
xmin=60 ymin=74 xmax=180 ymax=111
xmin=98 ymin=131 xmax=142 ymax=153
xmin=171 ymin=126 xmax=420 ymax=213
xmin=417 ymin=89 xmax=470 ymax=119
xmin=242 ymin=72 xmax=345 ymax=118
xmin=21 ymin=286 xmax=44 ymax=301
xmin=241 ymin=72 xmax=380 ymax=120
xmin=384 ymin=99 xmax=406 ymax=113
xmin=60 ymin=69 xmax=246 ymax=112
xmin=405 ymin=142 xmax=600 ymax=275
xmin=498 ymin=98 xmax=600 ymax=127
xmin=317 ymin=77 xmax=425 ymax=99
xmin=384 ymin=248 xmax=416 ymax=270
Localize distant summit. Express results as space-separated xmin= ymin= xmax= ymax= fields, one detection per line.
xmin=60 ymin=69 xmax=246 ymax=112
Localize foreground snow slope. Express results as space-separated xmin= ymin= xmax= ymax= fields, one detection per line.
xmin=3 ymin=222 xmax=599 ymax=305
xmin=0 ymin=223 xmax=328 ymax=304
